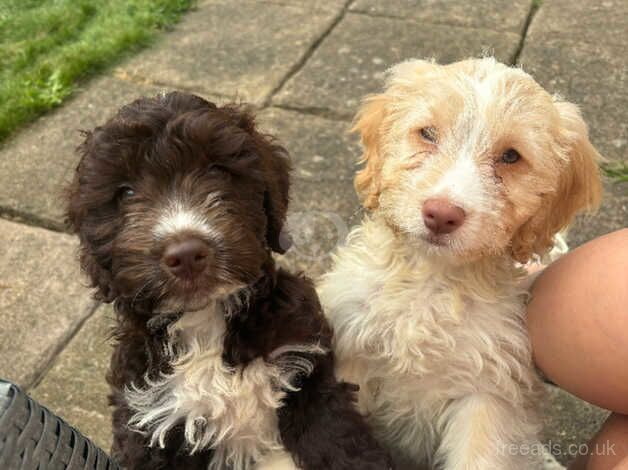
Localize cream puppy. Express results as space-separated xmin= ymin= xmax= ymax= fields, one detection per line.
xmin=318 ymin=58 xmax=602 ymax=469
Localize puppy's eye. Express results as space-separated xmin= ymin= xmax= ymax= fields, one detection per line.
xmin=116 ymin=185 xmax=135 ymax=201
xmin=501 ymin=149 xmax=521 ymax=164
xmin=419 ymin=127 xmax=438 ymax=143
xmin=207 ymin=164 xmax=230 ymax=176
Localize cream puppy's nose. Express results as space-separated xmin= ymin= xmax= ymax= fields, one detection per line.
xmin=422 ymin=198 xmax=466 ymax=234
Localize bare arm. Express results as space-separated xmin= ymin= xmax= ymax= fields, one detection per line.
xmin=527 ymin=228 xmax=628 ymax=414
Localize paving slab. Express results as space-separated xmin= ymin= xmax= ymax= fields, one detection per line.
xmin=274 ymin=13 xmax=522 ymax=117
xmin=568 ymin=181 xmax=628 ymax=249
xmin=200 ymin=0 xmax=347 ymax=11
xmin=542 ymin=384 xmax=610 ymax=466
xmin=0 ymin=220 xmax=96 ymax=388
xmin=0 ymin=76 xmax=162 ymax=230
xmin=520 ymin=39 xmax=627 ymax=164
xmin=527 ymin=0 xmax=628 ymax=47
xmin=350 ymin=0 xmax=532 ymax=33
xmin=243 ymin=0 xmax=347 ymax=11
xmin=119 ymin=1 xmax=339 ymax=105
xmin=258 ymin=107 xmax=359 ymax=182
xmin=278 ymin=179 xmax=362 ymax=279
xmin=256 ymin=107 xmax=364 ymax=277
xmin=31 ymin=305 xmax=114 ymax=452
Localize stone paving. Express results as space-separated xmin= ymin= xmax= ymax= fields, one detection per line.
xmin=0 ymin=0 xmax=625 ymax=467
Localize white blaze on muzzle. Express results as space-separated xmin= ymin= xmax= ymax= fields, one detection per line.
xmin=428 ymin=153 xmax=486 ymax=211
xmin=153 ymin=200 xmax=212 ymax=239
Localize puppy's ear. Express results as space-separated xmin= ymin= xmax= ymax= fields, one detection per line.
xmin=65 ymin=133 xmax=118 ymax=303
xmin=511 ymin=101 xmax=603 ymax=262
xmin=219 ymin=105 xmax=292 ymax=253
xmin=261 ymin=141 xmax=292 ymax=254
xmin=354 ymin=60 xmax=438 ymax=209
xmin=353 ymin=94 xmax=389 ymax=209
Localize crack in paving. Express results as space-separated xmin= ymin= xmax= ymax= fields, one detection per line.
xmin=26 ymin=300 xmax=102 ymax=392
xmin=511 ymin=0 xmax=542 ymax=65
xmin=0 ymin=207 xmax=66 ymax=234
xmin=263 ymin=0 xmax=354 ymax=107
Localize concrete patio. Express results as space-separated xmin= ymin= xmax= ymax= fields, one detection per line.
xmin=0 ymin=0 xmax=626 ymax=466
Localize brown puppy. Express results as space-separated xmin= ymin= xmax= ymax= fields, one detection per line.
xmin=66 ymin=92 xmax=392 ymax=470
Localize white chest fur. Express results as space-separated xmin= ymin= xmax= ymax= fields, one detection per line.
xmin=318 ymin=218 xmax=542 ymax=465
xmin=125 ymin=303 xmax=317 ymax=470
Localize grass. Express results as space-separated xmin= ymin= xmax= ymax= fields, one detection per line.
xmin=602 ymin=161 xmax=628 ymax=184
xmin=0 ymin=0 xmax=194 ymax=143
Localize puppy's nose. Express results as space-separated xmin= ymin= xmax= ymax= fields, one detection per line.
xmin=162 ymin=238 xmax=210 ymax=279
xmin=422 ymin=198 xmax=466 ymax=235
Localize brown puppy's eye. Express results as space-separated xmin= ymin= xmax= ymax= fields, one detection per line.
xmin=117 ymin=185 xmax=135 ymax=201
xmin=419 ymin=127 xmax=438 ymax=143
xmin=207 ymin=164 xmax=231 ymax=177
xmin=501 ymin=149 xmax=521 ymax=164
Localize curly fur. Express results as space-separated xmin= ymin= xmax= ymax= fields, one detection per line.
xmin=66 ymin=92 xmax=392 ymax=470
xmin=320 ymin=58 xmax=602 ymax=469
xmin=125 ymin=298 xmax=325 ymax=469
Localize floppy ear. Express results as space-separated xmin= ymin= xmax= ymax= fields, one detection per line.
xmin=354 ymin=59 xmax=438 ymax=209
xmin=65 ymin=133 xmax=119 ymax=302
xmin=353 ymin=94 xmax=389 ymax=210
xmin=221 ymin=105 xmax=292 ymax=254
xmin=261 ymin=141 xmax=292 ymax=254
xmin=510 ymin=101 xmax=603 ymax=262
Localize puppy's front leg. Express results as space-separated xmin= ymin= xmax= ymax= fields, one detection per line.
xmin=436 ymin=393 xmax=542 ymax=470
xmin=278 ymin=353 xmax=394 ymax=470
xmin=110 ymin=399 xmax=213 ymax=470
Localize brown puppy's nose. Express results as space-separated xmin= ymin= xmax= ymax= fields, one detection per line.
xmin=422 ymin=198 xmax=466 ymax=235
xmin=162 ymin=238 xmax=210 ymax=279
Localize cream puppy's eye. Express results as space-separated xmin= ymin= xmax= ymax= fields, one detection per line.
xmin=419 ymin=127 xmax=438 ymax=143
xmin=501 ymin=149 xmax=521 ymax=164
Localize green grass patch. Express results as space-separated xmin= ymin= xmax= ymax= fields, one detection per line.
xmin=602 ymin=161 xmax=628 ymax=184
xmin=0 ymin=0 xmax=194 ymax=142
